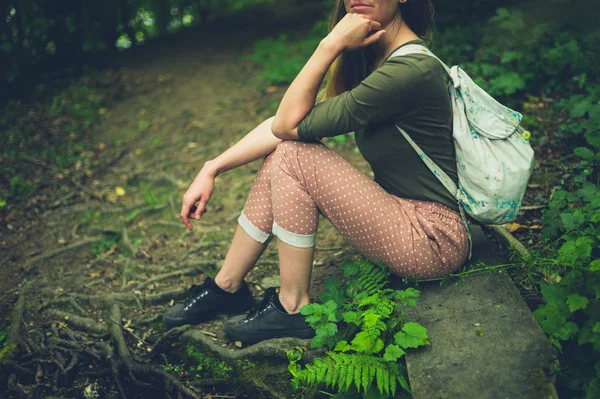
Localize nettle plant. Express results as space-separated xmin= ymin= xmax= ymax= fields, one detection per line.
xmin=287 ymin=259 xmax=428 ymax=398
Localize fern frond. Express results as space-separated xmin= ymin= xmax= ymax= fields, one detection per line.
xmin=383 ymin=368 xmax=390 ymax=395
xmin=325 ymin=362 xmax=335 ymax=389
xmin=317 ymin=362 xmax=327 ymax=386
xmin=376 ymin=367 xmax=384 ymax=394
xmin=338 ymin=362 xmax=348 ymax=391
xmin=354 ymin=362 xmax=362 ymax=392
xmin=345 ymin=364 xmax=355 ymax=391
xmin=362 ymin=363 xmax=371 ymax=392
xmin=390 ymin=371 xmax=397 ymax=397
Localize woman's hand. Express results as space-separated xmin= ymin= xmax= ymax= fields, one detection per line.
xmin=324 ymin=13 xmax=386 ymax=52
xmin=180 ymin=163 xmax=217 ymax=230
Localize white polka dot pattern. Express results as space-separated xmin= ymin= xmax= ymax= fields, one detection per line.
xmin=239 ymin=140 xmax=469 ymax=280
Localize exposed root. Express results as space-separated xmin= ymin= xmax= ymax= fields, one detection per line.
xmin=109 ymin=304 xmax=199 ymax=398
xmin=21 ymin=155 xmax=104 ymax=201
xmin=180 ymin=329 xmax=318 ymax=362
xmin=45 ymin=309 xmax=107 ymax=335
xmin=45 ymin=287 xmax=189 ymax=308
xmin=24 ymin=236 xmax=103 ymax=270
xmin=130 ymin=263 xmax=214 ymax=291
xmin=485 ymin=224 xmax=530 ymax=257
xmin=121 ymin=227 xmax=138 ymax=258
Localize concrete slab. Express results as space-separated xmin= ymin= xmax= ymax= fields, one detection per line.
xmin=394 ymin=226 xmax=558 ymax=399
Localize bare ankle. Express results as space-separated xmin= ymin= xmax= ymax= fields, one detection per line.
xmin=214 ymin=276 xmax=243 ymax=293
xmin=279 ymin=292 xmax=310 ymax=314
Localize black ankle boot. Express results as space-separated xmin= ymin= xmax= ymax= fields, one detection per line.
xmin=223 ymin=287 xmax=314 ymax=344
xmin=163 ymin=277 xmax=255 ymax=329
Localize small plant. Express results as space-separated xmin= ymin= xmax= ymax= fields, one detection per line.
xmin=288 ymin=258 xmax=426 ymax=398
xmin=185 ymin=344 xmax=233 ymax=380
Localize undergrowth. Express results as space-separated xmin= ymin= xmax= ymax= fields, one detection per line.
xmin=288 ymin=258 xmax=420 ymax=398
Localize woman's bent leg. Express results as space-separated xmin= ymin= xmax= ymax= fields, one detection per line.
xmin=214 ymin=151 xmax=277 ymax=292
xmin=269 ymin=140 xmax=468 ymax=281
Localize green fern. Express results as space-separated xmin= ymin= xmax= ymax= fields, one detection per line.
xmin=292 ymin=352 xmax=409 ymax=396
xmin=290 ymin=258 xmax=426 ymax=397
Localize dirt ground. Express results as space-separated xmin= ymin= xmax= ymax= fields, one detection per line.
xmin=0 ymin=2 xmax=378 ymax=397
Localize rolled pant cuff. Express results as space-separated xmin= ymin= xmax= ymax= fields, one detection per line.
xmin=238 ymin=211 xmax=272 ymax=244
xmin=272 ymin=221 xmax=316 ymax=248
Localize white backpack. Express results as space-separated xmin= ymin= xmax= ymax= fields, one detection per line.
xmin=388 ymin=44 xmax=534 ymax=234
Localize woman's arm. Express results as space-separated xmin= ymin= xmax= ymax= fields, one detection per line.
xmin=204 ymin=116 xmax=281 ymax=177
xmin=271 ymin=14 xmax=385 ymax=140
xmin=181 ymin=117 xmax=280 ymax=229
xmin=270 ymin=41 xmax=342 ymax=140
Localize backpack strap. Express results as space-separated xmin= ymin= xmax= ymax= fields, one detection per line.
xmin=394 ymin=125 xmax=473 ymax=259
xmin=388 ymin=44 xmax=460 ymax=88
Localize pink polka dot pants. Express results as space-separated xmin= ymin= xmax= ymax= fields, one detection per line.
xmin=237 ymin=140 xmax=469 ymax=280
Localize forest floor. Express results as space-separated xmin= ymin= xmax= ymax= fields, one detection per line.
xmin=0 ymin=1 xmax=556 ymax=398
xmin=0 ymin=1 xmax=372 ymax=398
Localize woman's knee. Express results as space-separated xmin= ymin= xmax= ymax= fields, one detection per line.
xmin=276 ymin=139 xmax=326 ymax=153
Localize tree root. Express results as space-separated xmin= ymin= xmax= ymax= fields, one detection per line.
xmin=130 ymin=263 xmax=215 ymax=291
xmin=24 ymin=236 xmax=103 ymax=270
xmin=45 ymin=309 xmax=107 ymax=335
xmin=121 ymin=227 xmax=137 ymax=258
xmin=109 ymin=304 xmax=199 ymax=398
xmin=484 ymin=224 xmax=530 ymax=257
xmin=21 ymin=155 xmax=104 ymax=201
xmin=180 ymin=329 xmax=317 ymax=362
xmin=45 ymin=287 xmax=189 ymax=308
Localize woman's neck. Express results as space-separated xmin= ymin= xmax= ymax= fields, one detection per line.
xmin=373 ymin=17 xmax=421 ymax=68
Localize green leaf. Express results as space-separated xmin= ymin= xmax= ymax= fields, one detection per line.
xmin=566 ymin=294 xmax=589 ymax=312
xmin=334 ymin=340 xmax=351 ymax=352
xmin=325 ymin=322 xmax=338 ymax=337
xmin=558 ymin=321 xmax=579 ymax=340
xmin=351 ymin=331 xmax=374 ymax=353
xmin=300 ymin=303 xmax=322 ymax=316
xmin=342 ymin=260 xmax=360 ymax=277
xmin=395 ymin=322 xmax=430 ymax=349
xmin=591 ymin=260 xmax=600 ymax=272
xmin=577 ymin=182 xmax=598 ymax=201
xmin=383 ymin=344 xmax=406 ymax=362
xmin=342 ymin=311 xmax=360 ymax=325
xmin=323 ymin=300 xmax=337 ymax=314
xmin=574 ymin=147 xmax=595 ymax=160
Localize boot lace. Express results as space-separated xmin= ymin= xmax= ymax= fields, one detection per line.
xmin=245 ymin=287 xmax=278 ymax=321
xmin=182 ymin=277 xmax=212 ymax=310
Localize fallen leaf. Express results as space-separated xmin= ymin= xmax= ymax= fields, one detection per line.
xmin=504 ymin=223 xmax=542 ymax=233
xmin=235 ymin=341 xmax=242 ymax=348
xmin=266 ymin=86 xmax=278 ymax=93
xmin=115 ymin=186 xmax=126 ymax=197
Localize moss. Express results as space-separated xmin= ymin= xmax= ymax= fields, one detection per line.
xmin=185 ymin=344 xmax=233 ymax=380
xmin=0 ymin=344 xmax=18 ymax=366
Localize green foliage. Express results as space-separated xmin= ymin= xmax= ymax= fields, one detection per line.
xmin=0 ymin=325 xmax=10 ymax=350
xmin=247 ymin=20 xmax=329 ymax=88
xmin=91 ymin=235 xmax=121 ymax=257
xmin=0 ymin=344 xmax=17 ymax=367
xmin=0 ymin=81 xmax=105 ymax=209
xmin=288 ymin=258 xmax=425 ymax=398
xmin=531 ymin=137 xmax=599 ymax=397
xmin=185 ymin=344 xmax=233 ymax=380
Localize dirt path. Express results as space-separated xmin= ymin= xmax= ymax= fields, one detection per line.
xmin=1 ymin=1 xmax=372 ymax=397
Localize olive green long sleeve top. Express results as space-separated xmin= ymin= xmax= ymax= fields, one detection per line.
xmin=297 ymin=39 xmax=459 ymax=212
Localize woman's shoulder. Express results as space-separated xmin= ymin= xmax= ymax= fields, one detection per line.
xmin=384 ymin=51 xmax=442 ymax=77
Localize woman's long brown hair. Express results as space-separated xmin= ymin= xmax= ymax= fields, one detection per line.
xmin=318 ymin=0 xmax=435 ymax=102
